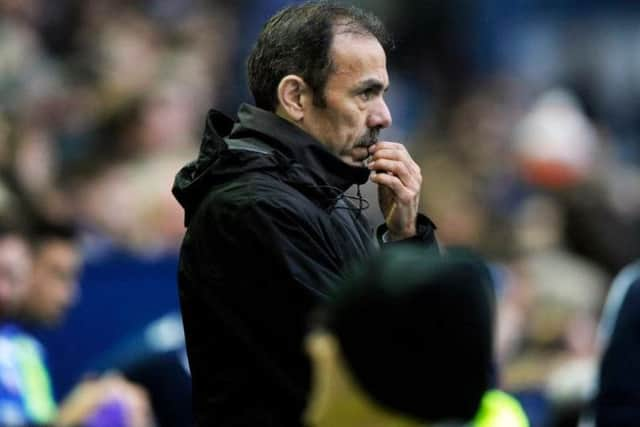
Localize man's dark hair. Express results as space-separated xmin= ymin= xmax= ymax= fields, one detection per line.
xmin=247 ymin=0 xmax=392 ymax=111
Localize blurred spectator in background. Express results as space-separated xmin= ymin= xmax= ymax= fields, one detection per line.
xmin=0 ymin=216 xmax=156 ymax=426
xmin=0 ymin=223 xmax=31 ymax=320
xmin=418 ymin=81 xmax=635 ymax=426
xmin=0 ymin=0 xmax=234 ymax=415
xmin=54 ymin=374 xmax=154 ymax=427
xmin=93 ymin=311 xmax=191 ymax=427
xmin=18 ymin=220 xmax=81 ymax=328
xmin=305 ymin=245 xmax=528 ymax=427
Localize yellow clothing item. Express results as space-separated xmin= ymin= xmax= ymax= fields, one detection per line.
xmin=473 ymin=390 xmax=529 ymax=427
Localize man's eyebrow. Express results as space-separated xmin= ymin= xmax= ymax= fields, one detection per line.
xmin=353 ymin=79 xmax=389 ymax=93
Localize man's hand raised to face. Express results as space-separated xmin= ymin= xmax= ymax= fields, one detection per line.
xmin=367 ymin=141 xmax=421 ymax=241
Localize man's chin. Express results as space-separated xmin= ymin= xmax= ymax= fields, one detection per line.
xmin=340 ymin=147 xmax=370 ymax=167
xmin=340 ymin=155 xmax=367 ymax=167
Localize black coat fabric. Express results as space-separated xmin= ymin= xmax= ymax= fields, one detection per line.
xmin=172 ymin=104 xmax=437 ymax=427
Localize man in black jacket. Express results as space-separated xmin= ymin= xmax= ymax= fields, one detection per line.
xmin=172 ymin=1 xmax=437 ymax=426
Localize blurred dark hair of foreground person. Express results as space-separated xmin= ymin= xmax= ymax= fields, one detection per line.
xmin=304 ymin=246 xmax=529 ymax=427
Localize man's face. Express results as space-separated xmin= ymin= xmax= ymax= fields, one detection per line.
xmin=0 ymin=235 xmax=31 ymax=318
xmin=301 ymin=31 xmax=392 ymax=166
xmin=23 ymin=239 xmax=81 ymax=326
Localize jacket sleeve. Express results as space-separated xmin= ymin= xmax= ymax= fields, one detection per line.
xmin=375 ymin=213 xmax=439 ymax=249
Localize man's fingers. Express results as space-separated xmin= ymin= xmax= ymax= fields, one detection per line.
xmin=369 ymin=141 xmax=406 ymax=152
xmin=370 ymin=146 xmax=421 ymax=175
xmin=370 ymin=172 xmax=416 ymax=204
xmin=368 ymin=159 xmax=411 ymax=182
xmin=369 ymin=158 xmax=421 ymax=187
xmin=370 ymin=149 xmax=404 ymax=161
xmin=369 ymin=140 xmax=422 ymax=201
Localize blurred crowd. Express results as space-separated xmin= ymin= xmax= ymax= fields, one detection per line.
xmin=0 ymin=0 xmax=238 ymax=253
xmin=0 ymin=0 xmax=639 ymax=426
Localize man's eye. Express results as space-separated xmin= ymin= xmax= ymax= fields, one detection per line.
xmin=359 ymin=89 xmax=374 ymax=101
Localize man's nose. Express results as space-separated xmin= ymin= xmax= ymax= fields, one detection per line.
xmin=367 ymin=98 xmax=392 ymax=129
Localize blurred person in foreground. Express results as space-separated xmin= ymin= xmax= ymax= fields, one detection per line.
xmin=580 ymin=259 xmax=640 ymax=427
xmin=172 ymin=1 xmax=437 ymax=426
xmin=0 ymin=218 xmax=154 ymax=427
xmin=304 ymin=246 xmax=528 ymax=427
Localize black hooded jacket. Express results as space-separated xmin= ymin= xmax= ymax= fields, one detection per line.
xmin=172 ymin=104 xmax=437 ymax=427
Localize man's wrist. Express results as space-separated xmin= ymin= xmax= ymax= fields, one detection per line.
xmin=377 ymin=214 xmax=437 ymax=246
xmin=386 ymin=225 xmax=417 ymax=241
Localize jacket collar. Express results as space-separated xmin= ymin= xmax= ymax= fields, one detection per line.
xmin=228 ymin=103 xmax=370 ymax=193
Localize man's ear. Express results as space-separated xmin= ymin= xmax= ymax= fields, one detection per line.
xmin=276 ymin=75 xmax=310 ymax=121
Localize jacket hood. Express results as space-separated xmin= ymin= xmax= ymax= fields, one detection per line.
xmin=172 ymin=104 xmax=370 ymax=226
